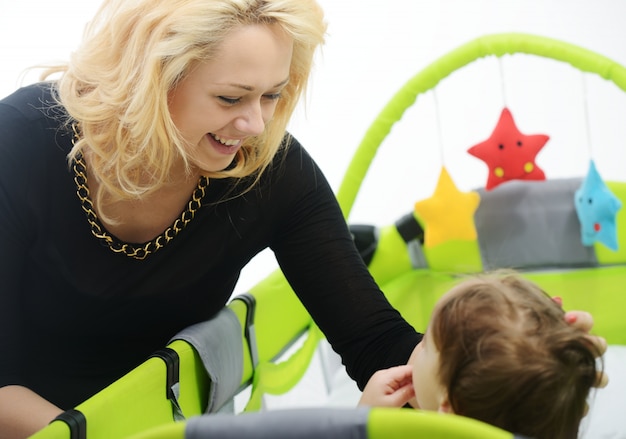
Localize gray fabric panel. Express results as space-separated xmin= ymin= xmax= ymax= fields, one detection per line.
xmin=216 ymin=398 xmax=235 ymax=414
xmin=474 ymin=178 xmax=598 ymax=270
xmin=169 ymin=307 xmax=243 ymax=414
xmin=185 ymin=407 xmax=370 ymax=439
xmin=170 ymin=382 xmax=185 ymax=421
xmin=407 ymin=240 xmax=428 ymax=268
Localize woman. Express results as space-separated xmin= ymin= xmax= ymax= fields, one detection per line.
xmin=0 ymin=1 xmax=604 ymax=437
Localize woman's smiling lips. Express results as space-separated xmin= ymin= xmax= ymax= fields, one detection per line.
xmin=207 ymin=132 xmax=243 ymax=154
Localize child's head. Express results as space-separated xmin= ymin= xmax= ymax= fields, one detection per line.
xmin=412 ymin=272 xmax=600 ymax=439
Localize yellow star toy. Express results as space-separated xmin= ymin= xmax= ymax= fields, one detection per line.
xmin=414 ymin=167 xmax=481 ymax=248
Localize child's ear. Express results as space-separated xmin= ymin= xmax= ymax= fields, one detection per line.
xmin=438 ymin=395 xmax=454 ymax=414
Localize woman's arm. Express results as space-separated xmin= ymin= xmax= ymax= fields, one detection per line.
xmin=269 ymin=139 xmax=422 ymax=389
xmin=0 ymin=91 xmax=64 ymax=438
xmin=0 ymin=386 xmax=63 ymax=439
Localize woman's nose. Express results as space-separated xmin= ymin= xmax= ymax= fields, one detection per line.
xmin=233 ymin=102 xmax=266 ymax=136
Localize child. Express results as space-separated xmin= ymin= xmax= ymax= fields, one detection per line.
xmin=359 ymin=272 xmax=601 ymax=439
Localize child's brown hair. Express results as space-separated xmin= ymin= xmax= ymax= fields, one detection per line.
xmin=431 ymin=272 xmax=600 ymax=439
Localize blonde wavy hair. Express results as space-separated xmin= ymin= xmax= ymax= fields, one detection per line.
xmin=45 ymin=0 xmax=326 ymax=212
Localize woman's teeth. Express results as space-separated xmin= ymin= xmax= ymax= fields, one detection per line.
xmin=211 ymin=134 xmax=239 ymax=146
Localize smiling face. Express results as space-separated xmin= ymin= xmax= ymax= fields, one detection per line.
xmin=168 ymin=23 xmax=293 ymax=173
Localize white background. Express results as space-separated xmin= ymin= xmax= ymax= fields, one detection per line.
xmin=2 ymin=3 xmax=626 ymax=435
xmin=1 ymin=0 xmax=625 ymax=294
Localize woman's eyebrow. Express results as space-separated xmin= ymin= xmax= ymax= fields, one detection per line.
xmin=224 ymin=77 xmax=290 ymax=91
xmin=273 ymin=78 xmax=290 ymax=88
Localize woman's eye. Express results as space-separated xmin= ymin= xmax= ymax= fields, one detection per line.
xmin=218 ymin=96 xmax=240 ymax=105
xmin=263 ymin=93 xmax=282 ymax=101
xmin=218 ymin=93 xmax=281 ymax=105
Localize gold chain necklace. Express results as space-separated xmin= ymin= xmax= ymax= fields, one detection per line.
xmin=71 ymin=124 xmax=208 ymax=260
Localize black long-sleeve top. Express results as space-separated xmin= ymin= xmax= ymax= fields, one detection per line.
xmin=0 ymin=83 xmax=421 ymax=409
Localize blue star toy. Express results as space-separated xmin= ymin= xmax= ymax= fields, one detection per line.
xmin=574 ymin=160 xmax=622 ymax=251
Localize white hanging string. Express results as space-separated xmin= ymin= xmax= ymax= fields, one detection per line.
xmin=580 ymin=73 xmax=594 ymax=158
xmin=498 ymin=57 xmax=508 ymax=108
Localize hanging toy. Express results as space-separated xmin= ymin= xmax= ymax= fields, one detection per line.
xmin=413 ymin=167 xmax=481 ymax=248
xmin=574 ymin=160 xmax=622 ymax=251
xmin=467 ymin=107 xmax=549 ymax=190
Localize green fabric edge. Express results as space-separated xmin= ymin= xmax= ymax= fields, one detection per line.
xmin=243 ymin=325 xmax=323 ymax=412
xmin=125 ymin=422 xmax=186 ymax=439
xmin=366 ymin=408 xmax=513 ymax=439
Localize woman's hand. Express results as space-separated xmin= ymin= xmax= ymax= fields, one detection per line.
xmin=563 ymin=309 xmax=609 ymax=388
xmin=358 ymin=365 xmax=415 ymax=408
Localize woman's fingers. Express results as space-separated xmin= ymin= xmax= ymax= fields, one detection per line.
xmin=564 ymin=310 xmax=608 ymax=357
xmin=585 ymin=334 xmax=608 ymax=358
xmin=562 ymin=309 xmax=608 ymax=390
xmin=564 ymin=310 xmax=593 ymax=332
xmin=596 ymin=370 xmax=609 ymax=388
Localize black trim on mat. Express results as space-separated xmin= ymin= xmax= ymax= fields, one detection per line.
xmin=150 ymin=347 xmax=180 ymax=401
xmin=231 ymin=293 xmax=259 ymax=369
xmin=51 ymin=409 xmax=87 ymax=439
xmin=395 ymin=212 xmax=424 ymax=244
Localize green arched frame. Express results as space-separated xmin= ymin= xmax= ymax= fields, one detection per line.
xmin=336 ymin=32 xmax=626 ymax=218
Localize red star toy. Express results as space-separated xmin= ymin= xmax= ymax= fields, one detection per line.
xmin=467 ymin=107 xmax=549 ymax=190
